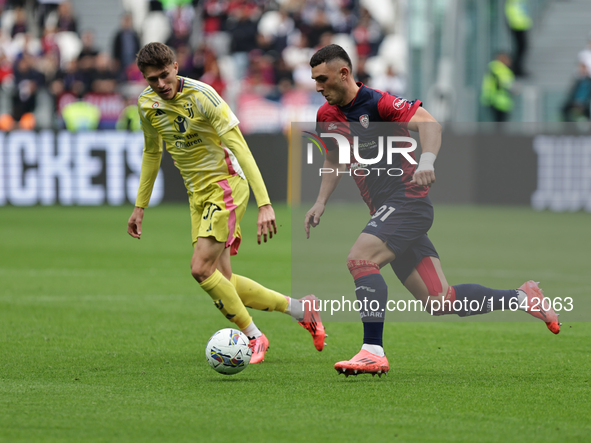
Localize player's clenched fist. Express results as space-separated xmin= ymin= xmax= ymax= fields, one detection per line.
xmin=410 ymin=169 xmax=436 ymax=187
xmin=409 ymin=152 xmax=436 ymax=187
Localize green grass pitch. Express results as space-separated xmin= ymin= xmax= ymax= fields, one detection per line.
xmin=1 ymin=203 xmax=590 ymax=442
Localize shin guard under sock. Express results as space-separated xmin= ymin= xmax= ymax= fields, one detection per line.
xmin=348 ymin=260 xmax=387 ymax=347
xmin=200 ymin=270 xmax=251 ymax=329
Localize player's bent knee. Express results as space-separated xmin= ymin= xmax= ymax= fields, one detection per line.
xmin=190 ymin=261 xmax=216 ymax=283
xmin=347 ymin=242 xmax=373 ymax=262
xmin=346 ymin=250 xmax=358 ymax=263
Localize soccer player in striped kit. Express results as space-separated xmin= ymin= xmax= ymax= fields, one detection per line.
xmin=305 ymin=44 xmax=559 ymax=377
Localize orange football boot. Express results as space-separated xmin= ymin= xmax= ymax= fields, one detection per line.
xmin=248 ymin=333 xmax=270 ymax=363
xmin=298 ymin=295 xmax=326 ymax=351
xmin=519 ymin=281 xmax=560 ymax=334
xmin=334 ymin=349 xmax=389 ymax=377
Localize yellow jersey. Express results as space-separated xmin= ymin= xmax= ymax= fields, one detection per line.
xmin=135 ymin=76 xmax=270 ymax=208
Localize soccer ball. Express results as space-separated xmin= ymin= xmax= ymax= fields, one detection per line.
xmin=205 ymin=328 xmax=252 ymax=375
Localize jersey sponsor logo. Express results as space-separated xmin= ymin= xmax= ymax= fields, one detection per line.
xmin=173 ymin=133 xmax=203 ymax=149
xmin=173 ymin=116 xmax=188 ymax=133
xmin=359 ymin=114 xmax=370 ymax=128
xmin=152 ymin=102 xmax=160 ymax=108
xmin=393 ymin=98 xmax=407 ymax=110
xmin=184 ymin=103 xmax=194 ymax=118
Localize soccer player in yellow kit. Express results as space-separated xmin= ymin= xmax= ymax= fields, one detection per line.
xmin=127 ymin=43 xmax=325 ymax=363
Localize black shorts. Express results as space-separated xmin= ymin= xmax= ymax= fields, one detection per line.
xmin=361 ymin=195 xmax=439 ymax=283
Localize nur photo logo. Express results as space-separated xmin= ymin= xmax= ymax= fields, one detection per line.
xmin=302 ymin=130 xmax=417 ymax=177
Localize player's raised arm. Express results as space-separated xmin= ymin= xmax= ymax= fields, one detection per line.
xmin=305 ymin=148 xmax=343 ymax=239
xmin=408 ymin=107 xmax=442 ymax=187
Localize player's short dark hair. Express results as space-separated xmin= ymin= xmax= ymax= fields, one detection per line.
xmin=310 ymin=44 xmax=353 ymax=71
xmin=136 ymin=42 xmax=176 ymax=73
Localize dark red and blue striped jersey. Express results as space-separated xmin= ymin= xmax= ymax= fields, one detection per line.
xmin=316 ymin=83 xmax=427 ymax=213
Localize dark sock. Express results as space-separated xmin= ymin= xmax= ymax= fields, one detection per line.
xmin=354 ymin=273 xmax=388 ymax=346
xmin=453 ymin=284 xmax=518 ymax=317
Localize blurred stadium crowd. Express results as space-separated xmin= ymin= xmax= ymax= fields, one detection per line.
xmin=0 ymin=0 xmax=589 ymax=132
xmin=0 ymin=0 xmax=408 ymax=132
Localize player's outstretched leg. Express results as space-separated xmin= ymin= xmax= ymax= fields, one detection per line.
xmin=442 ymin=283 xmax=561 ymax=334
xmin=519 ymin=280 xmax=561 ymax=334
xmin=406 ymin=257 xmax=561 ymax=334
xmin=230 ymin=274 xmax=288 ymax=312
xmin=193 ymin=239 xmax=270 ymax=364
xmin=298 ymin=294 xmax=326 ymax=351
xmin=230 ymin=274 xmax=326 ymax=351
xmin=198 ymin=270 xmax=270 ymax=363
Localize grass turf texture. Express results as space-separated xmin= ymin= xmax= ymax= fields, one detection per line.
xmin=0 ymin=204 xmax=590 ymax=443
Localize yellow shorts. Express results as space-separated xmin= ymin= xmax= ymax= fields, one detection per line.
xmin=189 ymin=175 xmax=249 ymax=255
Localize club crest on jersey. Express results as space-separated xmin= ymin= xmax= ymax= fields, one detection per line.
xmin=393 ymin=98 xmax=407 ymax=110
xmin=359 ymin=114 xmax=369 ymax=128
xmin=184 ymin=103 xmax=194 ymax=118
xmin=174 ymin=116 xmax=188 ymax=133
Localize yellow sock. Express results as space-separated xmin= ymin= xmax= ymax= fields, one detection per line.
xmin=230 ymin=274 xmax=289 ymax=313
xmin=199 ymin=270 xmax=252 ymax=330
